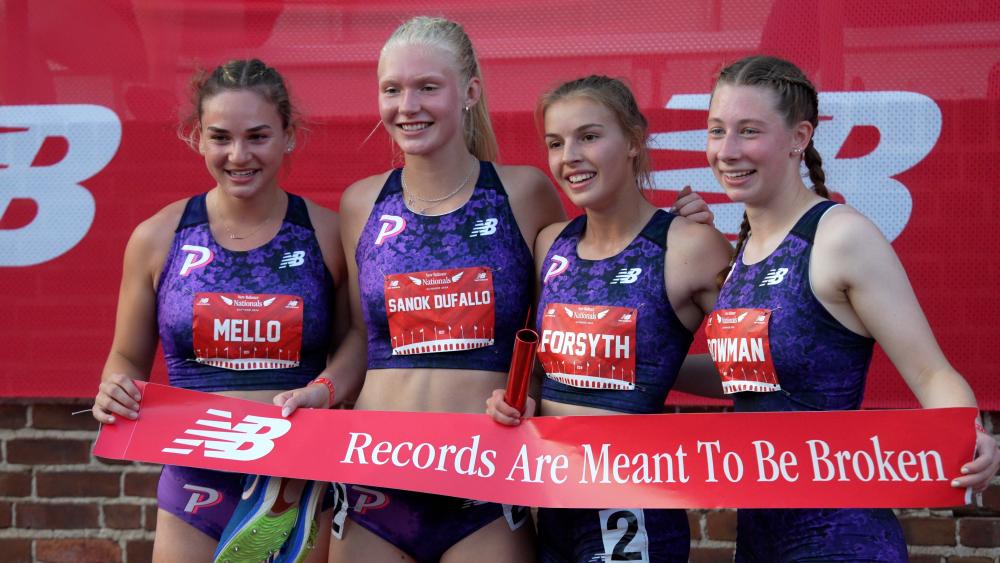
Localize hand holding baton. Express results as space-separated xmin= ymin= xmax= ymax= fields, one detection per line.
xmin=504 ymin=328 xmax=539 ymax=414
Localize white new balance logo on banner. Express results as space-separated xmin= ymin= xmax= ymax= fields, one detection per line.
xmin=611 ymin=268 xmax=642 ymax=284
xmin=162 ymin=409 xmax=291 ymax=461
xmin=759 ymin=268 xmax=789 ymax=286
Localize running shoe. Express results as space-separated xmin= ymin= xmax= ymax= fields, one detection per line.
xmin=213 ymin=475 xmax=299 ymax=563
xmin=274 ymin=480 xmax=324 ymax=563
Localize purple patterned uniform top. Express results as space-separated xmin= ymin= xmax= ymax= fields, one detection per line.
xmin=356 ymin=161 xmax=533 ymax=371
xmin=714 ymin=200 xmax=875 ymax=412
xmin=536 ymin=210 xmax=693 ymax=414
xmin=156 ymin=193 xmax=333 ymax=392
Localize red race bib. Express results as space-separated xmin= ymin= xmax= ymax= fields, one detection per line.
xmin=538 ymin=303 xmax=637 ymax=390
xmin=384 ymin=267 xmax=495 ymax=355
xmin=704 ymin=308 xmax=780 ymax=393
xmin=192 ymin=293 xmax=303 ymax=370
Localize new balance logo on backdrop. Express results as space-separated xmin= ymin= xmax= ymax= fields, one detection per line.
xmin=611 ymin=268 xmax=642 ymax=284
xmin=279 ymin=250 xmax=305 ymax=269
xmin=0 ymin=104 xmax=121 ymax=267
xmin=651 ymin=92 xmax=941 ymax=242
xmin=759 ymin=268 xmax=789 ymax=286
xmin=469 ymin=218 xmax=498 ymax=237
xmin=162 ymin=409 xmax=291 ymax=461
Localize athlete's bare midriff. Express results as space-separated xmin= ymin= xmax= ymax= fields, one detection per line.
xmin=216 ymin=389 xmax=288 ymax=404
xmin=541 ymin=399 xmax=621 ymax=417
xmin=356 ymin=368 xmax=508 ymax=413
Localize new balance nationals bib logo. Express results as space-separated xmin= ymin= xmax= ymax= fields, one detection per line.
xmin=384 ymin=266 xmax=495 ymax=355
xmin=192 ymin=293 xmax=303 ymax=370
xmin=162 ymin=408 xmax=291 ymax=461
xmin=704 ymin=308 xmax=780 ymax=393
xmin=538 ymin=303 xmax=637 ymax=390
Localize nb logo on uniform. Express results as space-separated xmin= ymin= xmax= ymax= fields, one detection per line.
xmin=279 ymin=250 xmax=305 ymax=269
xmin=611 ymin=268 xmax=642 ymax=284
xmin=469 ymin=218 xmax=498 ymax=237
xmin=161 ymin=408 xmax=291 ymax=462
xmin=759 ymin=268 xmax=789 ymax=287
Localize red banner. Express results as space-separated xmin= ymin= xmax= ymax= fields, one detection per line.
xmin=94 ymin=382 xmax=976 ymax=509
xmin=2 ymin=1 xmax=999 ymax=407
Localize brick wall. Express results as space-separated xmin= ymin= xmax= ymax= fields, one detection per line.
xmin=2 ymin=400 xmax=998 ymax=562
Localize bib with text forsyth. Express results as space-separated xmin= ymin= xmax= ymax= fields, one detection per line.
xmin=705 ymin=308 xmax=779 ymax=393
xmin=539 ymin=303 xmax=637 ymax=390
xmin=384 ymin=266 xmax=495 ymax=355
xmin=192 ymin=293 xmax=304 ymax=370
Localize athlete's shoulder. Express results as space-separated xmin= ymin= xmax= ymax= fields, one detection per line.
xmin=535 ymin=220 xmax=571 ymax=260
xmin=125 ymin=197 xmax=189 ymax=273
xmin=340 ymin=170 xmax=393 ymax=217
xmin=814 ymin=203 xmax=887 ymax=254
xmin=494 ymin=163 xmax=565 ymax=240
xmin=667 ymin=214 xmax=731 ymax=258
xmin=493 ymin=164 xmax=551 ymax=197
xmin=132 ymin=198 xmax=188 ymax=248
xmin=301 ymin=196 xmax=340 ymax=232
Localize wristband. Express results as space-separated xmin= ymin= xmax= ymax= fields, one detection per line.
xmin=975 ymin=418 xmax=986 ymax=434
xmin=310 ymin=377 xmax=335 ymax=408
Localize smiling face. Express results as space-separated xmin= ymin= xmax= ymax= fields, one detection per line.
xmin=377 ymin=44 xmax=478 ymax=157
xmin=198 ymin=89 xmax=290 ymax=198
xmin=543 ymin=95 xmax=638 ymax=209
xmin=706 ymin=84 xmax=811 ymax=205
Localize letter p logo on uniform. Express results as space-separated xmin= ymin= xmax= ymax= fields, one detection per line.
xmin=375 ymin=215 xmax=406 ymax=246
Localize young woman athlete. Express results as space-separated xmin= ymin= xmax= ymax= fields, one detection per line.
xmin=91 ymin=59 xmax=348 ymax=563
xmin=486 ymin=75 xmax=731 ymax=562
xmin=703 ymin=54 xmax=1000 ymax=561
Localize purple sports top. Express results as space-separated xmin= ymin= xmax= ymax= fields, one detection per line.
xmin=537 ymin=210 xmax=693 ymax=414
xmin=156 ymin=193 xmax=333 ymax=392
xmin=714 ymin=200 xmax=875 ymax=412
xmin=356 ymin=161 xmax=533 ymax=371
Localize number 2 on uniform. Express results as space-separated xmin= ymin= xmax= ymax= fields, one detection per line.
xmin=599 ymin=508 xmax=649 ymax=561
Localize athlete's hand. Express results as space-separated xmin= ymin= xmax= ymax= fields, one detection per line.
xmin=952 ymin=428 xmax=1000 ymax=492
xmin=486 ymin=388 xmax=536 ymax=426
xmin=672 ymin=186 xmax=714 ymax=226
xmin=273 ymin=383 xmax=330 ymax=417
xmin=92 ymin=373 xmax=142 ymax=424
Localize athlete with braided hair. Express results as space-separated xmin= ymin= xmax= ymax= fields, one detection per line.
xmin=704 ymin=54 xmax=999 ymax=561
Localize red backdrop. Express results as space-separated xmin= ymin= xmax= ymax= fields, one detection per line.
xmin=1 ymin=0 xmax=998 ymax=407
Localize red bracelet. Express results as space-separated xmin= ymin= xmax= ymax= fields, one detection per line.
xmin=975 ymin=418 xmax=986 ymax=434
xmin=310 ymin=377 xmax=335 ymax=408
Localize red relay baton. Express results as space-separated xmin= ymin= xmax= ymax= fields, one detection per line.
xmin=504 ymin=329 xmax=539 ymax=414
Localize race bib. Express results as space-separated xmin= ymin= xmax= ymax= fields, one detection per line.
xmin=704 ymin=308 xmax=780 ymax=393
xmin=384 ymin=266 xmax=495 ymax=355
xmin=538 ymin=303 xmax=637 ymax=390
xmin=192 ymin=293 xmax=303 ymax=370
